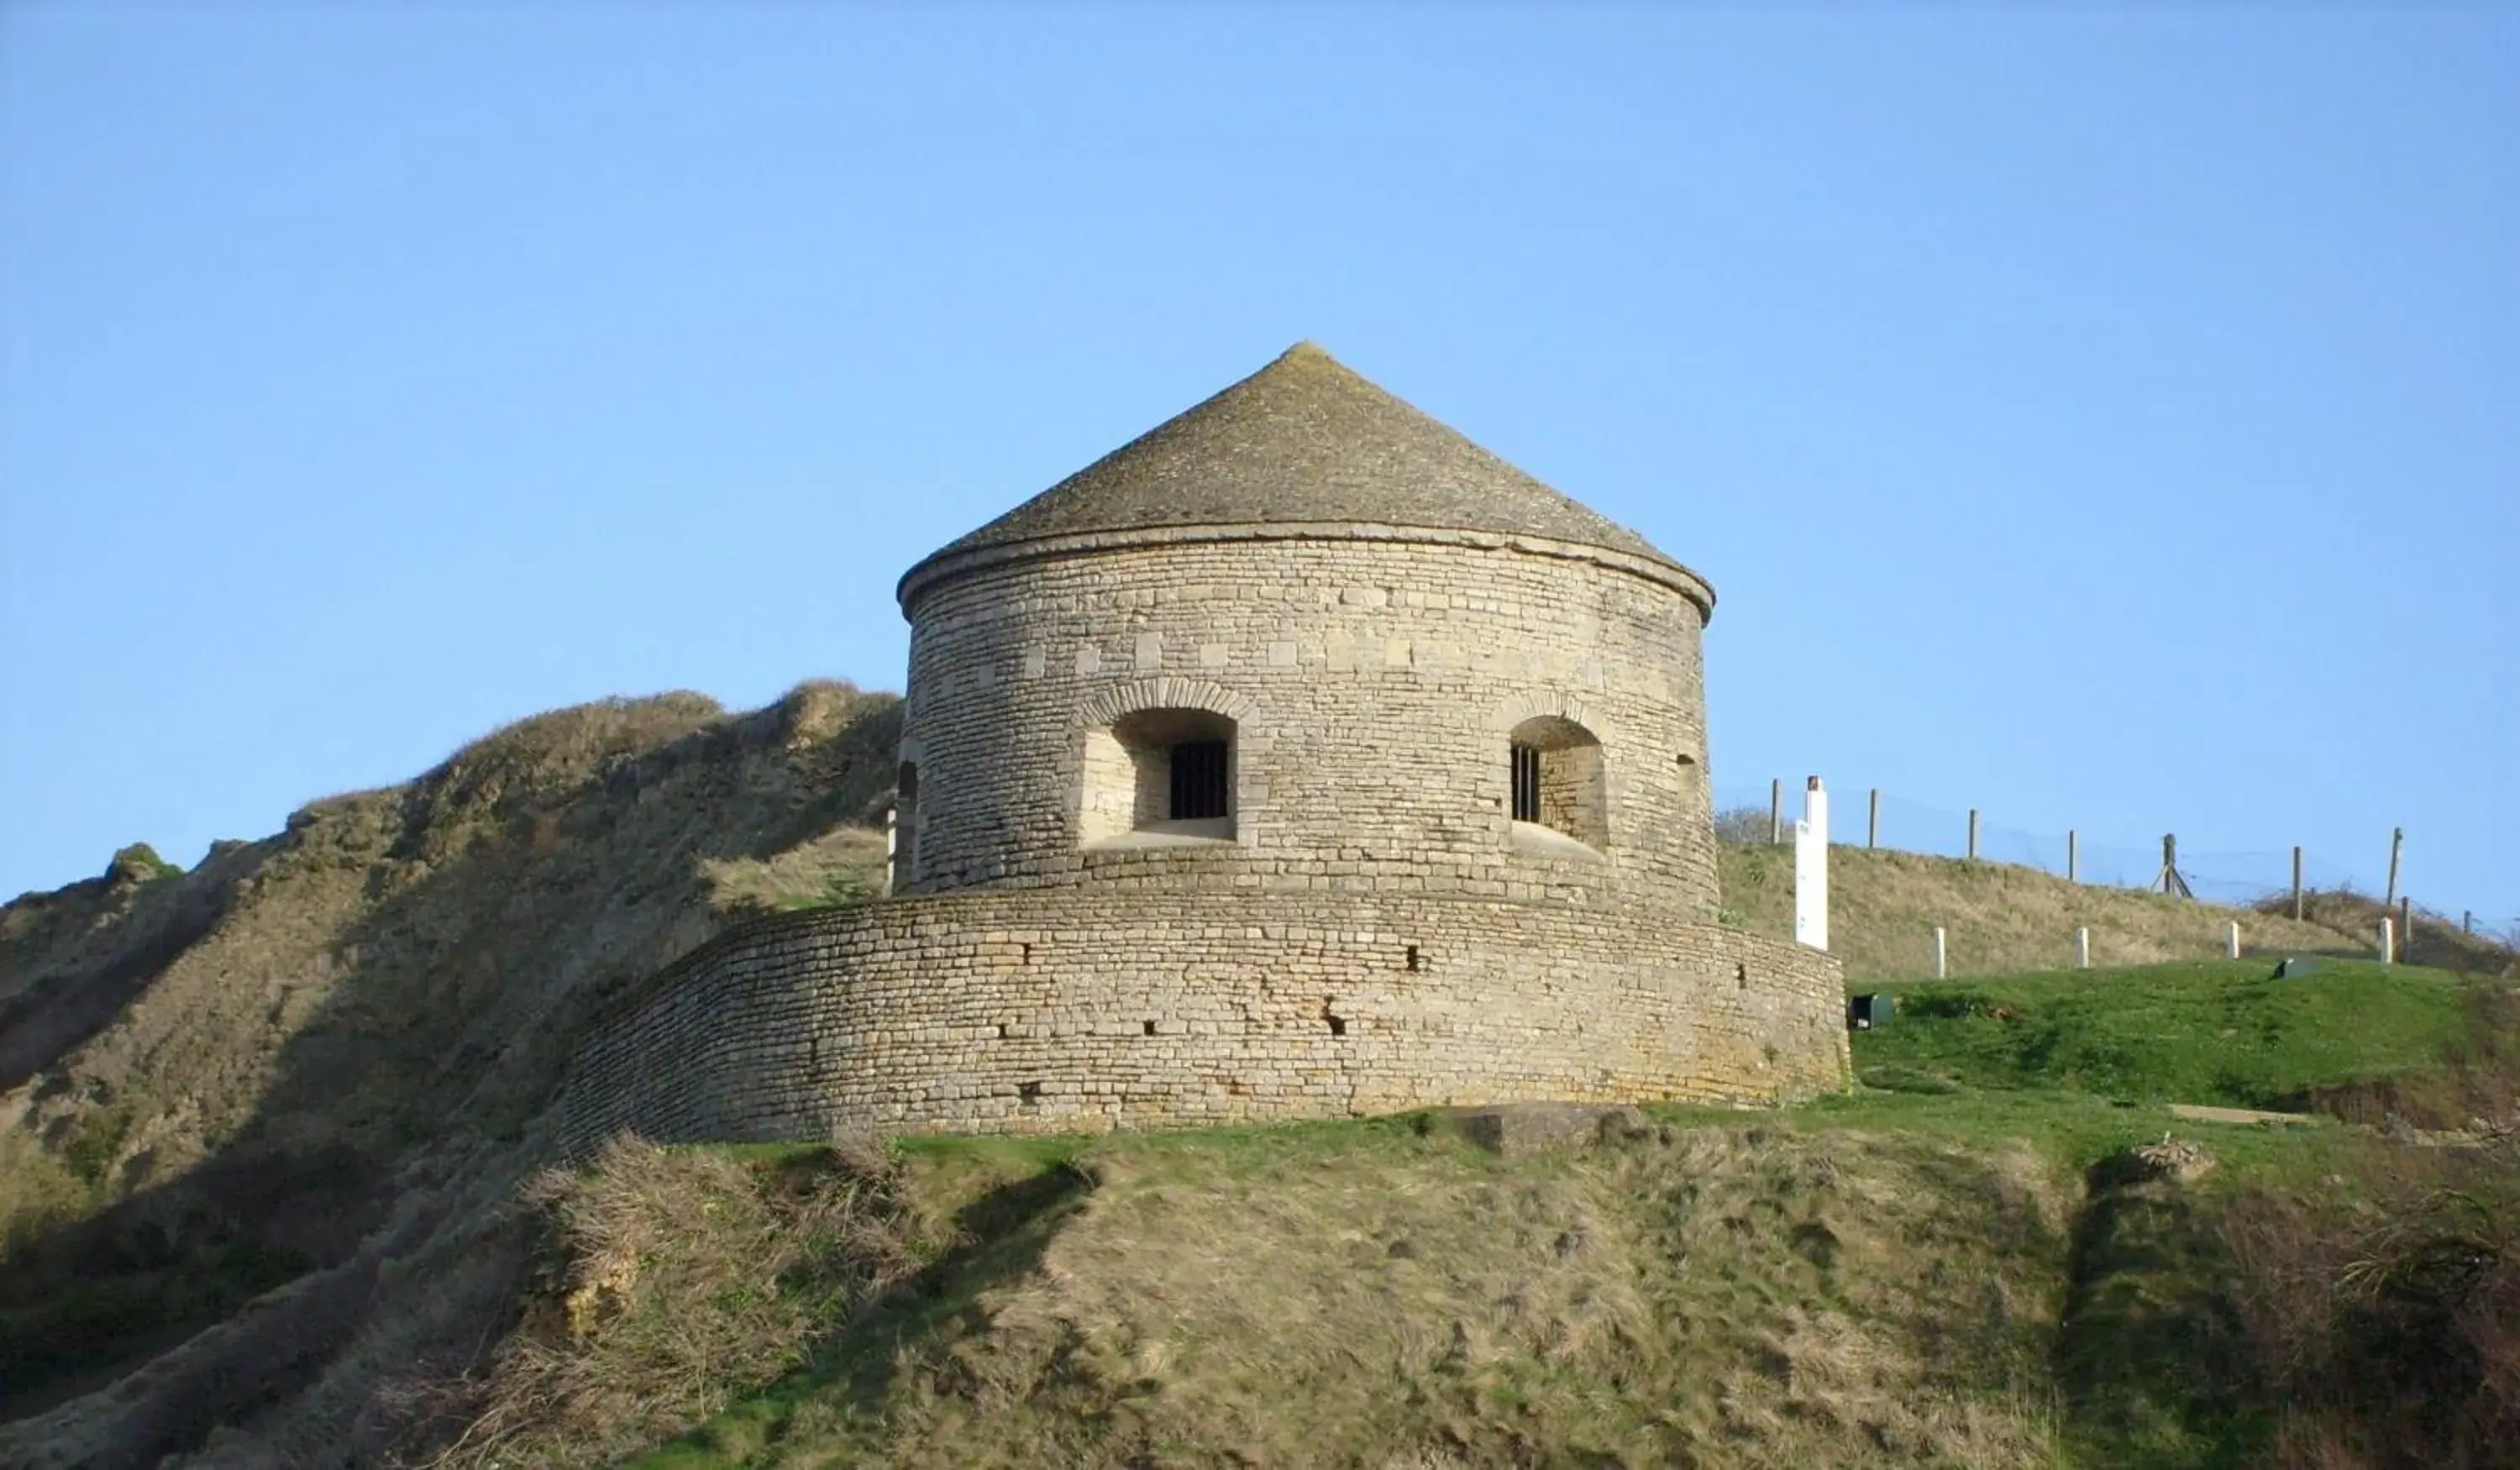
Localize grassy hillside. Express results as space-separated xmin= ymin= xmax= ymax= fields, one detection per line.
xmin=377 ymin=960 xmax=2517 ymax=1470
xmin=635 ymin=1121 xmax=2076 ymax=1470
xmin=0 ymin=680 xmax=2509 ymax=1468
xmin=0 ymin=684 xmax=902 ymax=1463
xmin=1850 ymin=960 xmax=2471 ymax=1106
xmin=1716 ymin=843 xmax=2398 ymax=980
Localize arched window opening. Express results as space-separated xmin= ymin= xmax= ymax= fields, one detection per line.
xmin=1507 ymin=716 xmax=1606 ymax=852
xmin=891 ymin=761 xmax=921 ymax=889
xmin=1675 ymin=751 xmax=1702 ymax=804
xmin=1082 ymin=707 xmax=1236 ymax=847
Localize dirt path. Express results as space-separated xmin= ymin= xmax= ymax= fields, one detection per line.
xmin=2167 ymin=1103 xmax=2315 ymax=1127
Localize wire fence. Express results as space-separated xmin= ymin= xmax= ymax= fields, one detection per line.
xmin=1716 ymin=780 xmax=2519 ymax=953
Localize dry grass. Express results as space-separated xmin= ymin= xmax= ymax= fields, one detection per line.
xmin=1722 ymin=843 xmax=2381 ymax=980
xmin=666 ymin=1122 xmax=2074 ymax=1469
xmin=2211 ymin=979 xmax=2520 ymax=1467
xmin=2220 ymin=1135 xmax=2520 ymax=1468
xmin=0 ymin=1131 xmax=92 ymax=1260
xmin=394 ymin=1135 xmax=928 ymax=1470
xmin=2263 ymin=889 xmax=2518 ymax=979
xmin=0 ymin=680 xmax=904 ymax=1459
xmin=701 ymin=827 xmax=890 ymax=917
xmin=7 ymin=666 xmax=2504 ymax=1465
xmin=426 ymin=694 xmax=729 ymax=805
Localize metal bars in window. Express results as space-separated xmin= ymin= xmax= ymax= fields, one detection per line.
xmin=1510 ymin=743 xmax=1541 ymax=823
xmin=1169 ymin=740 xmax=1230 ymax=820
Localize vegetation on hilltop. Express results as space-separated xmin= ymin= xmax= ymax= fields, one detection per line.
xmin=392 ymin=962 xmax=2519 ymax=1470
xmin=0 ymin=681 xmax=902 ymax=1464
xmin=430 ymin=1115 xmax=2078 ymax=1470
xmin=1850 ymin=960 xmax=2471 ymax=1108
xmin=1715 ymin=843 xmax=2424 ymax=980
xmin=2257 ymin=885 xmax=2517 ymax=977
xmin=0 ymin=680 xmax=2510 ymax=1467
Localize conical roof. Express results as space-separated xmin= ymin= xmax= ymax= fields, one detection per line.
xmin=907 ymin=344 xmax=1687 ymax=585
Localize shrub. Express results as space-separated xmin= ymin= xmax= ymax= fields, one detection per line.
xmin=402 ymin=1134 xmax=927 ymax=1469
xmin=1900 ymin=989 xmax=2006 ymax=1021
xmin=2221 ymin=1136 xmax=2520 ymax=1468
xmin=1714 ymin=805 xmax=1774 ymax=845
xmin=106 ymin=843 xmax=181 ymax=884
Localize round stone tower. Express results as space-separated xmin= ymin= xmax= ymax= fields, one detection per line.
xmin=891 ymin=342 xmax=1722 ymax=920
xmin=557 ymin=344 xmax=1850 ymax=1152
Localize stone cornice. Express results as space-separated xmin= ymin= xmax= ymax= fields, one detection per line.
xmin=896 ymin=521 xmax=1717 ymax=625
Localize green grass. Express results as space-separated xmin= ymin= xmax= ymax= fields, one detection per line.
xmin=60 ymin=1105 xmax=134 ymax=1186
xmin=543 ymin=962 xmax=2510 ymax=1469
xmin=1849 ymin=959 xmax=2470 ymax=1108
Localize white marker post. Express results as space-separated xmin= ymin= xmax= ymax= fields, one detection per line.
xmin=1794 ymin=777 xmax=1830 ymax=953
xmin=2226 ymin=921 xmax=2240 ymax=959
xmin=2381 ymin=916 xmax=2396 ymax=965
xmin=2076 ymin=927 xmax=2090 ymax=969
xmin=1933 ymin=927 xmax=1948 ymax=979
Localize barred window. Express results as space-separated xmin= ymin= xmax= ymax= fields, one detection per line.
xmin=1509 ymin=743 xmax=1541 ymax=823
xmin=1169 ymin=739 xmax=1231 ymax=820
xmin=1506 ymin=715 xmax=1606 ymax=849
xmin=1080 ymin=706 xmax=1237 ymax=845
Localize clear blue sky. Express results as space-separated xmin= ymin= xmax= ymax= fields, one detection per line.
xmin=4 ymin=7 xmax=2513 ymax=926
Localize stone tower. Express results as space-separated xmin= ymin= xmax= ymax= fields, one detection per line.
xmin=559 ymin=344 xmax=1846 ymax=1150
xmin=890 ymin=342 xmax=1719 ymax=917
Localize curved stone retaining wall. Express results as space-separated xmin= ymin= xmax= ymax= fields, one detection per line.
xmin=559 ymin=893 xmax=1847 ymax=1152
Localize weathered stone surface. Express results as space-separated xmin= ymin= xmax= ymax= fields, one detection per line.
xmin=1449 ymin=1102 xmax=1645 ymax=1156
xmin=2098 ymin=1137 xmax=2218 ymax=1188
xmin=557 ymin=345 xmax=1851 ymax=1151
xmin=557 ymin=892 xmax=1847 ymax=1152
xmin=891 ymin=534 xmax=1719 ymax=912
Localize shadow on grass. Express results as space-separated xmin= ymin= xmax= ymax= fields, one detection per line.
xmin=635 ymin=1156 xmax=1100 ymax=1464
xmin=2052 ymin=1161 xmax=2259 ymax=1470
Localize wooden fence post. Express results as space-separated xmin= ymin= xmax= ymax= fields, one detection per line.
xmin=2401 ymin=897 xmax=2413 ymax=963
xmin=2385 ymin=827 xmax=2403 ymax=908
xmin=1867 ymin=788 xmax=1880 ymax=849
xmin=2067 ymin=829 xmax=2078 ymax=884
xmin=1770 ymin=779 xmax=1783 ymax=846
xmin=1966 ymin=809 xmax=1979 ymax=861
xmin=2292 ymin=846 xmax=2303 ymax=921
xmin=2157 ymin=834 xmax=2193 ymax=899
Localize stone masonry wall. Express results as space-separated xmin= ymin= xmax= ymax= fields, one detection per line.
xmin=894 ymin=530 xmax=1720 ymax=920
xmin=558 ymin=892 xmax=1849 ymax=1153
